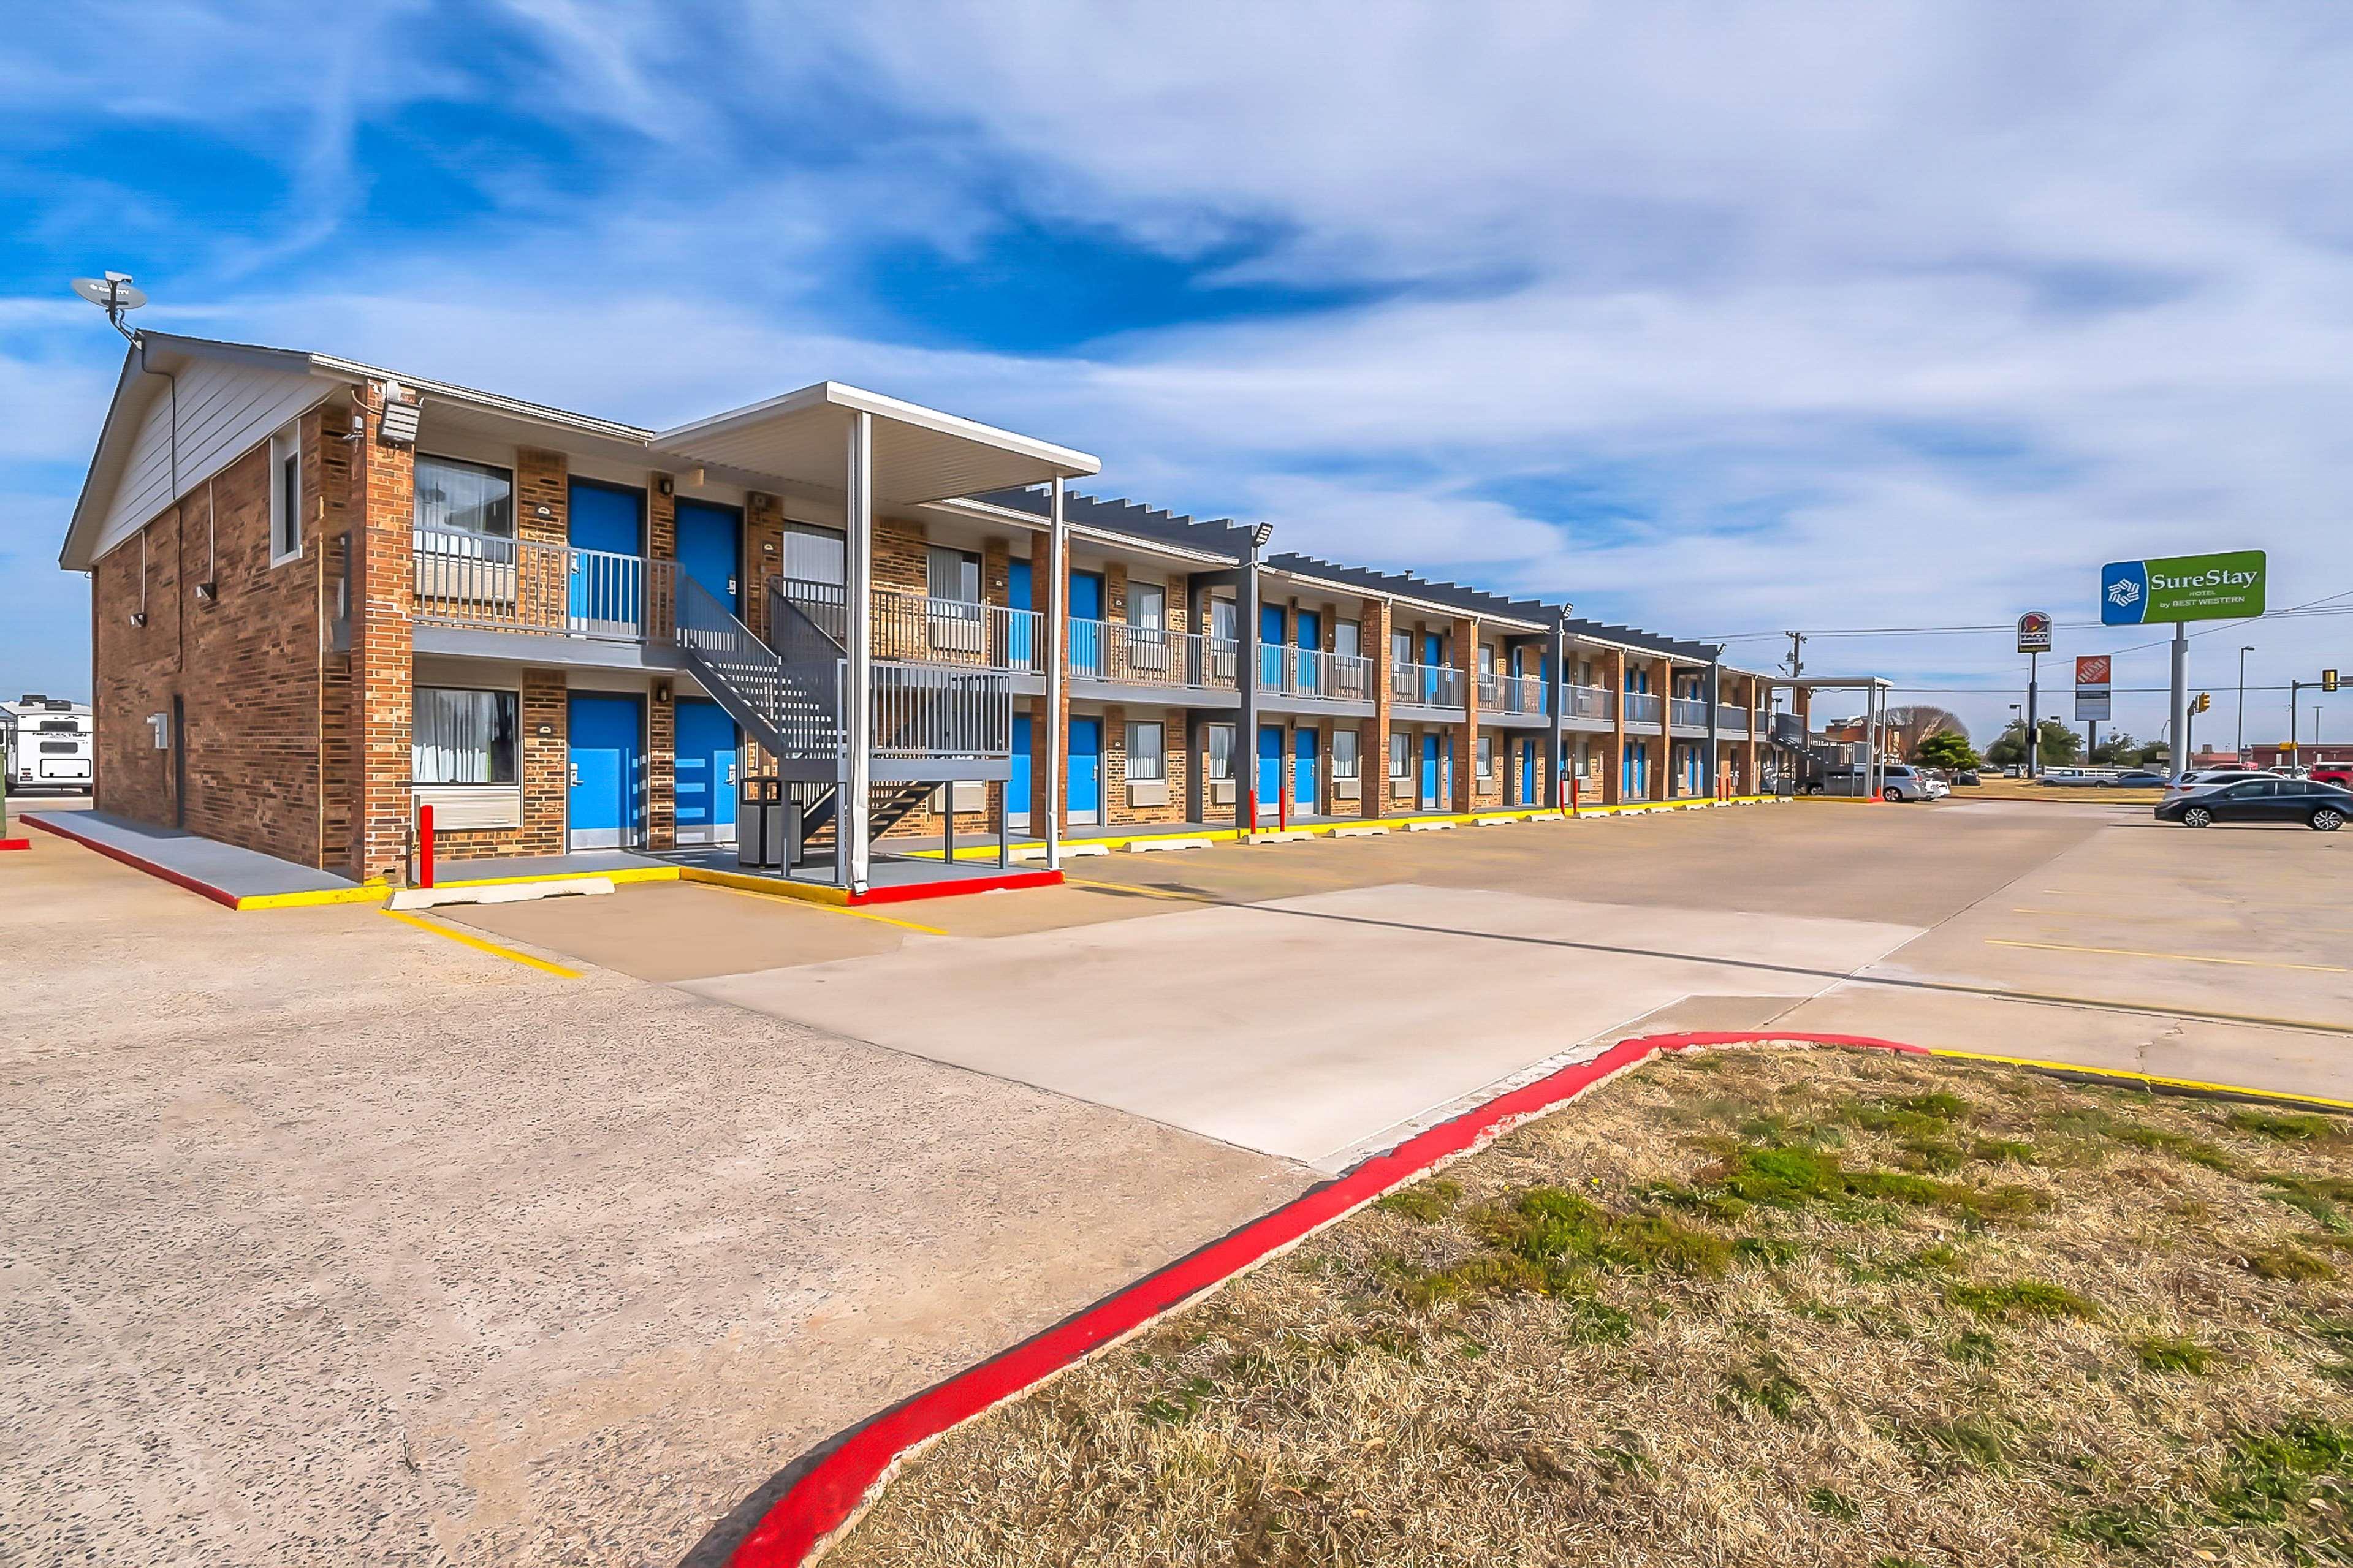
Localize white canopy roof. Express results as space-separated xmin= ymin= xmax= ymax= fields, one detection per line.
xmin=653 ymin=382 xmax=1097 ymax=510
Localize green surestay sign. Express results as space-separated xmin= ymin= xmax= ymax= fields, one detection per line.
xmin=2100 ymin=550 xmax=2266 ymax=625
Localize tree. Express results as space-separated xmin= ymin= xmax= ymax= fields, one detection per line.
xmin=1985 ymin=718 xmax=2083 ymax=769
xmin=2088 ymin=732 xmax=2140 ymax=765
xmin=1885 ymin=705 xmax=1967 ymax=761
xmin=1915 ymin=730 xmax=1979 ymax=771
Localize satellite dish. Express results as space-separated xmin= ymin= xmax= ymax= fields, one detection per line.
xmin=72 ymin=274 xmax=147 ymax=338
xmin=72 ymin=275 xmax=147 ymax=311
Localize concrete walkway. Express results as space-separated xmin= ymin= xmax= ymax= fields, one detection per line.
xmin=25 ymin=808 xmax=358 ymax=903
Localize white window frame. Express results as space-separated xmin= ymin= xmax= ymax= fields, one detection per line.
xmin=1389 ymin=732 xmax=1410 ymax=779
xmin=1477 ymin=735 xmax=1495 ymax=780
xmin=1125 ymin=721 xmax=1166 ymax=783
xmin=269 ymin=426 xmax=303 ymax=566
xmin=412 ymin=685 xmax=520 ymax=786
xmin=1333 ymin=729 xmax=1361 ymax=780
xmin=1128 ymin=581 xmax=1166 ymax=630
xmin=1335 ymin=619 xmax=1361 ymax=659
xmin=1207 ymin=722 xmax=1234 ymax=781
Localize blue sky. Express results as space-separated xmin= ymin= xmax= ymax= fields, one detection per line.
xmin=6 ymin=2 xmax=2352 ymax=748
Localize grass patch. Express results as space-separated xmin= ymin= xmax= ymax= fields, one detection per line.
xmin=832 ymin=1048 xmax=2353 ymax=1568
xmin=1375 ymin=1176 xmax=1462 ymax=1222
xmin=1950 ymin=1278 xmax=2099 ymax=1320
xmin=2132 ymin=1334 xmax=2214 ymax=1374
xmin=2227 ymin=1108 xmax=2346 ymax=1145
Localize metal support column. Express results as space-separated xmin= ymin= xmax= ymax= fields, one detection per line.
xmin=1705 ymin=656 xmax=1722 ymax=797
xmin=843 ymin=410 xmax=873 ymax=893
xmin=1236 ymin=535 xmax=1264 ymax=835
xmin=2168 ymin=621 xmax=2190 ymax=783
xmin=1044 ymin=477 xmax=1066 ymax=871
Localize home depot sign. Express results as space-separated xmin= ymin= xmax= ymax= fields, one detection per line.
xmin=2075 ymin=654 xmax=2112 ymax=722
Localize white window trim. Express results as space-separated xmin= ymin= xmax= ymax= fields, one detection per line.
xmin=268 ymin=425 xmax=303 ymax=567
xmin=1333 ymin=729 xmax=1361 ymax=780
xmin=1126 ymin=720 xmax=1166 ymax=782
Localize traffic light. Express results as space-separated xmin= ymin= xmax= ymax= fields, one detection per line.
xmin=2326 ymin=668 xmax=2340 ymax=693
xmin=2194 ymin=692 xmax=2211 ymax=713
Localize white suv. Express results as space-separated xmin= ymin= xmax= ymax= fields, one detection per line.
xmin=1880 ymin=765 xmax=1947 ymax=802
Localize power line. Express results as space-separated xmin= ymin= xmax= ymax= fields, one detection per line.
xmin=1701 ymin=588 xmax=2353 ymax=645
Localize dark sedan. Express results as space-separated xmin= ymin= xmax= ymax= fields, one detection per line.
xmin=2156 ymin=777 xmax=2351 ymax=831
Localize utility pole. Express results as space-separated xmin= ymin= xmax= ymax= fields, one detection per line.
xmin=1784 ymin=631 xmax=1806 ymax=681
xmin=2237 ymin=645 xmax=2253 ymax=757
xmin=2165 ymin=621 xmax=2189 ymax=784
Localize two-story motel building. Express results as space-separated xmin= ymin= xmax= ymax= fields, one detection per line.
xmin=58 ymin=333 xmax=1791 ymax=893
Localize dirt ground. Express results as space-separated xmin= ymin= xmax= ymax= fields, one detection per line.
xmin=835 ymin=1044 xmax=2353 ymax=1567
xmin=0 ymin=825 xmax=1306 ymax=1567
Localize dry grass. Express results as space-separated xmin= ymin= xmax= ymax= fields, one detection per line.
xmin=831 ymin=1048 xmax=2353 ymax=1567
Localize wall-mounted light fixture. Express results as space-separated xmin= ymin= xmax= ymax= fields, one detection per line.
xmin=655 ymin=680 xmax=672 ymax=704
xmin=128 ymin=610 xmax=148 ymax=628
xmin=533 ymin=503 xmax=554 ymax=521
xmin=655 ymin=474 xmax=674 ymax=497
xmin=194 ymin=581 xmax=218 ymax=604
xmin=376 ymin=380 xmax=422 ymax=445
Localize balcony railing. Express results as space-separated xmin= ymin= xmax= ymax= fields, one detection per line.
xmin=414 ymin=528 xmax=675 ymax=643
xmin=1260 ymin=644 xmax=1374 ymax=700
xmin=1670 ymin=697 xmax=1710 ymax=728
xmin=1715 ymin=705 xmax=1750 ymax=732
xmin=774 ymin=578 xmax=1043 ymax=672
xmin=1563 ymin=684 xmax=1614 ymax=722
xmin=1484 ymin=673 xmax=1546 ymax=716
xmin=1072 ymin=618 xmax=1239 ymax=691
xmin=1391 ymin=660 xmax=1465 ymax=708
xmin=872 ymin=660 xmax=1012 ymax=759
xmin=1624 ymin=690 xmax=1663 ymax=725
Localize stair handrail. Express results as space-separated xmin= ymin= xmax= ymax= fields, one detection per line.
xmin=677 ymin=575 xmax=840 ymax=759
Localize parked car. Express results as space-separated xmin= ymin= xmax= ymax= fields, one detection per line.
xmin=1878 ymin=765 xmax=1948 ymax=802
xmin=2160 ymin=768 xmax=2271 ymax=805
xmin=2314 ymin=764 xmax=2353 ymax=787
xmin=2111 ymin=771 xmax=2169 ymax=788
xmin=1952 ymin=769 xmax=1981 ymax=786
xmin=2156 ymin=778 xmax=2351 ymax=831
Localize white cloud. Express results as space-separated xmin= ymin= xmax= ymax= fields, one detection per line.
xmin=4 ymin=1 xmax=2351 ymax=744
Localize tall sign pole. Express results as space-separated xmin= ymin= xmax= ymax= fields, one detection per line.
xmin=2016 ymin=612 xmax=2053 ymax=778
xmin=2100 ymin=551 xmax=2265 ymax=785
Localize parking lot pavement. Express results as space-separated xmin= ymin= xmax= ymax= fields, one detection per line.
xmin=1774 ymin=801 xmax=2353 ymax=1100
xmin=3 ymin=827 xmax=1306 ymax=1566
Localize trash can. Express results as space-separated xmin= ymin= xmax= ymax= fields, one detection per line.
xmin=737 ymin=776 xmax=793 ymax=869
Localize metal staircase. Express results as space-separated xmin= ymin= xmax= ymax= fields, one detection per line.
xmin=673 ymin=574 xmax=1012 ymax=876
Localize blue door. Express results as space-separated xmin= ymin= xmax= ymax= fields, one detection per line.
xmin=1294 ymin=726 xmax=1318 ymax=813
xmin=1623 ymin=741 xmax=1649 ymax=798
xmin=1068 ymin=716 xmax=1102 ymax=823
xmin=674 ymin=698 xmax=739 ymax=844
xmin=568 ymin=480 xmax=645 ymax=630
xmin=1420 ymin=733 xmax=1440 ymax=808
xmin=1521 ymin=740 xmax=1538 ymax=805
xmin=1010 ymin=712 xmax=1032 ymax=826
xmin=1257 ymin=725 xmax=1283 ymax=818
xmin=1007 ymin=560 xmax=1034 ymax=669
xmin=568 ymin=692 xmax=645 ymax=849
xmin=1260 ymin=605 xmax=1286 ymax=692
xmin=1421 ymin=631 xmax=1443 ymax=702
xmin=676 ymin=499 xmax=742 ymax=616
xmin=1294 ymin=609 xmax=1321 ymax=694
xmin=1070 ymin=570 xmax=1105 ymax=677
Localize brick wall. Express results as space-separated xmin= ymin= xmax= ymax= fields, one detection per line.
xmin=434 ymin=668 xmax=569 ymax=862
xmin=91 ymin=415 xmax=334 ymax=865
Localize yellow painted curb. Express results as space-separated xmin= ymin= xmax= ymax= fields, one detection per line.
xmin=235 ymin=884 xmax=399 ymax=911
xmin=679 ymin=866 xmax=851 ymax=906
xmin=1924 ymin=1047 xmax=2353 ymax=1114
xmin=905 ymin=792 xmax=1781 ymax=862
xmin=430 ymin=866 xmax=682 ymax=893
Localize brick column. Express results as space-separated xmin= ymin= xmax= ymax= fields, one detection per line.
xmin=1603 ymin=647 xmax=1626 ymax=805
xmin=1364 ymin=599 xmax=1391 ymax=818
xmin=1451 ymin=615 xmax=1479 ymax=811
xmin=521 ymin=670 xmax=568 ymax=853
xmin=351 ymin=381 xmax=416 ymax=881
xmin=647 ymin=683 xmax=675 ymax=849
xmin=1655 ymin=656 xmax=1674 ymax=801
xmin=743 ymin=491 xmax=783 ymax=642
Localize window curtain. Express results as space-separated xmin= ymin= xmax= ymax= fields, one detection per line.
xmin=413 ymin=456 xmax=514 ymax=539
xmin=1207 ymin=723 xmax=1233 ymax=781
xmin=413 ymin=688 xmax=518 ymax=784
xmin=1128 ymin=722 xmax=1166 ymax=781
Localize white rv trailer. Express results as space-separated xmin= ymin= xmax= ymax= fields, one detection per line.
xmin=2 ymin=694 xmax=94 ymax=795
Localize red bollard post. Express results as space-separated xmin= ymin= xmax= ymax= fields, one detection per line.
xmin=419 ymin=803 xmax=436 ymax=889
xmin=1569 ymin=774 xmax=1581 ymax=817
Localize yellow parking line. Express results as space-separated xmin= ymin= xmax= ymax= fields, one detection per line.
xmin=1986 ymin=937 xmax=2350 ymax=974
xmin=378 ymin=909 xmax=582 ymax=977
xmin=704 ymin=882 xmax=946 ymax=935
xmin=1925 ymin=1048 xmax=2353 ymax=1113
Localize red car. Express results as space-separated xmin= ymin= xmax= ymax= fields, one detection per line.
xmin=2314 ymin=765 xmax=2353 ymax=787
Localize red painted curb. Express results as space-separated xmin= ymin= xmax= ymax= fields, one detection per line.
xmin=0 ymin=838 xmax=29 ymax=851
xmin=726 ymin=1029 xmax=1926 ymax=1567
xmin=845 ymin=868 xmax=1063 ymax=906
xmin=22 ymin=814 xmax=241 ymax=909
